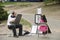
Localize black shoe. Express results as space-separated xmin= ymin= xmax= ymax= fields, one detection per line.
xmin=19 ymin=34 xmax=23 ymax=36
xmin=24 ymin=31 xmax=30 ymax=36
xmin=13 ymin=35 xmax=19 ymax=38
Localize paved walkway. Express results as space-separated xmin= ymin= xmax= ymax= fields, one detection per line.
xmin=0 ymin=3 xmax=60 ymax=40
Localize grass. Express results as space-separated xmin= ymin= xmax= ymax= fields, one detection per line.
xmin=20 ymin=18 xmax=31 ymax=27
xmin=1 ymin=2 xmax=33 ymax=10
xmin=0 ymin=2 xmax=32 ymax=6
xmin=0 ymin=2 xmax=17 ymax=5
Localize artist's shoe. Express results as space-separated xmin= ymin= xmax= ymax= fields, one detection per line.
xmin=13 ymin=35 xmax=19 ymax=38
xmin=23 ymin=30 xmax=30 ymax=36
xmin=18 ymin=34 xmax=24 ymax=36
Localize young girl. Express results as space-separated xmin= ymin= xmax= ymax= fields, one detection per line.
xmin=38 ymin=15 xmax=51 ymax=35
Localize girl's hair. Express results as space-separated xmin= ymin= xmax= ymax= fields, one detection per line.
xmin=41 ymin=15 xmax=47 ymax=22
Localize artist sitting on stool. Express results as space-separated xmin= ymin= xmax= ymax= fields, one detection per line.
xmin=7 ymin=12 xmax=22 ymax=37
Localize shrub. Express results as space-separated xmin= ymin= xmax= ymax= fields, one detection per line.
xmin=0 ymin=5 xmax=8 ymax=21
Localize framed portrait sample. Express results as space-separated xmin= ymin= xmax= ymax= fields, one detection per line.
xmin=35 ymin=14 xmax=41 ymax=24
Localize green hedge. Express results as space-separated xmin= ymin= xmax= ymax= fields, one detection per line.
xmin=0 ymin=5 xmax=8 ymax=21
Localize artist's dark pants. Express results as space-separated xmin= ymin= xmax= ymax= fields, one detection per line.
xmin=8 ymin=24 xmax=22 ymax=36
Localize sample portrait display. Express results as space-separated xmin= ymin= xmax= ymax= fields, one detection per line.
xmin=35 ymin=14 xmax=41 ymax=24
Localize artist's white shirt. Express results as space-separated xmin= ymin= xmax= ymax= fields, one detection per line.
xmin=7 ymin=14 xmax=16 ymax=25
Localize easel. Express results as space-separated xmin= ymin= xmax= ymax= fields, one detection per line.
xmin=35 ymin=14 xmax=42 ymax=37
